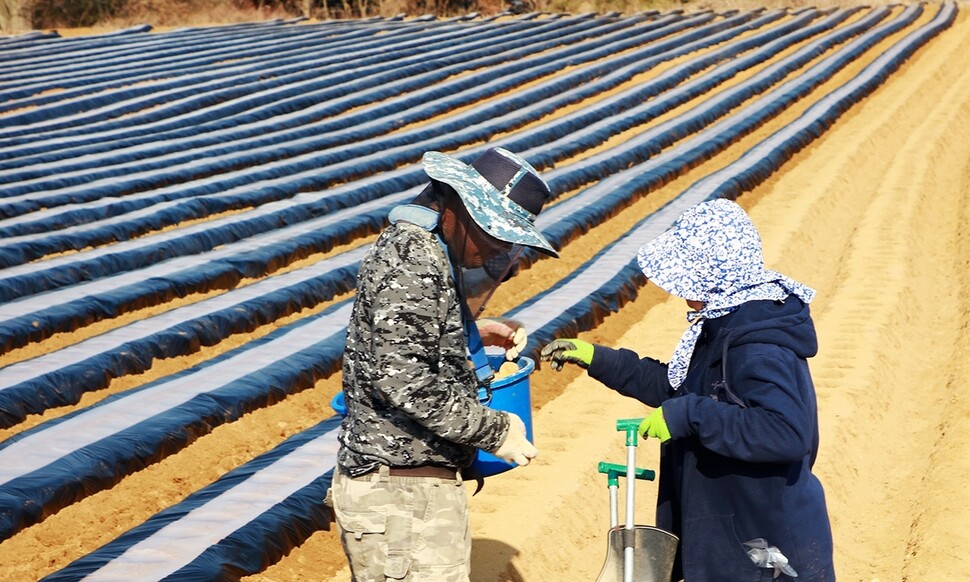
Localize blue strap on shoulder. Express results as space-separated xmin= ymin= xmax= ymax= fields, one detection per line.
xmin=464 ymin=314 xmax=494 ymax=388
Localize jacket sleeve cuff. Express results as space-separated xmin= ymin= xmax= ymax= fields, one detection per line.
xmin=482 ymin=409 xmax=511 ymax=453
xmin=661 ymin=396 xmax=692 ymax=439
xmin=587 ymin=344 xmax=614 ymax=377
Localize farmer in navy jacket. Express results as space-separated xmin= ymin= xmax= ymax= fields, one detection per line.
xmin=541 ymin=199 xmax=834 ymax=581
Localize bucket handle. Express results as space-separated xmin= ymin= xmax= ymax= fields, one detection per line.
xmin=478 ymin=382 xmax=494 ymax=406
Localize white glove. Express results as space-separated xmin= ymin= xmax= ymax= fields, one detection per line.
xmin=492 ymin=412 xmax=538 ymax=466
xmin=476 ymin=318 xmax=528 ymax=361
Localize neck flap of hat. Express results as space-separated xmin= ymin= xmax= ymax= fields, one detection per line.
xmin=637 ymin=199 xmax=815 ymax=388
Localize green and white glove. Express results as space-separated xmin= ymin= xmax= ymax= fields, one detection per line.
xmin=638 ymin=407 xmax=671 ymax=443
xmin=539 ymin=338 xmax=595 ymax=371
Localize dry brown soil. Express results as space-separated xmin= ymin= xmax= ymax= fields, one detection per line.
xmin=1 ymin=5 xmax=969 ymax=581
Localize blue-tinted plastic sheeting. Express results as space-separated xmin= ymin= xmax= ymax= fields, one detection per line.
xmin=0 ymin=14 xmax=784 ymax=289
xmin=691 ymin=3 xmax=957 ymax=202
xmin=0 ymin=193 xmax=392 ymax=354
xmin=0 ymin=30 xmax=61 ymax=48
xmin=0 ymin=15 xmax=668 ymax=201
xmin=41 ymin=417 xmax=341 ymax=581
xmin=0 ymin=16 xmax=719 ymax=256
xmin=0 ymin=15 xmax=668 ymax=174
xmin=0 ymin=15 xmax=641 ymax=141
xmin=0 ymin=16 xmax=671 ymax=213
xmin=3 ymin=4 xmax=924 ymax=438
xmin=0 ymin=19 xmax=449 ymax=109
xmin=0 ymin=22 xmax=385 ymax=96
xmin=0 ymin=300 xmax=351 ymax=540
xmin=527 ymin=3 xmax=913 ymax=250
xmin=0 ymin=248 xmax=366 ymax=427
xmin=0 ymin=5 xmax=915 ymax=359
xmin=0 ymin=177 xmax=403 ymax=300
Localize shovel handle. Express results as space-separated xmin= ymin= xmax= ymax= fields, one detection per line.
xmin=616 ymin=418 xmax=645 ymax=446
xmin=597 ymin=461 xmax=656 ymax=488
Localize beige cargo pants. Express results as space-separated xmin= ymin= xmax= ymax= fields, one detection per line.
xmin=329 ymin=465 xmax=471 ymax=581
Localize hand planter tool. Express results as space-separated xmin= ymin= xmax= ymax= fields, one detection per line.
xmin=595 ymin=418 xmax=679 ymax=582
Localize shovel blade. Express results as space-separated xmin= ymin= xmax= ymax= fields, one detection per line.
xmin=595 ymin=525 xmax=679 ymax=582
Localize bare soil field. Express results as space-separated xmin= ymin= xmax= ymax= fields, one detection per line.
xmin=1 ymin=5 xmax=969 ymax=581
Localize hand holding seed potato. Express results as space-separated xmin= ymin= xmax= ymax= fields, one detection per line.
xmin=477 ymin=318 xmax=528 ymax=361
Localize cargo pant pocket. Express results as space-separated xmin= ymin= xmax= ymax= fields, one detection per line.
xmin=384 ymin=551 xmax=412 ymax=580
xmin=332 ymin=471 xmax=412 ymax=581
xmin=333 ymin=506 xmax=393 ymax=580
xmin=337 ymin=508 xmax=387 ymax=540
xmin=382 ymin=510 xmax=414 ymax=580
xmin=339 ymin=510 xmax=418 ymax=580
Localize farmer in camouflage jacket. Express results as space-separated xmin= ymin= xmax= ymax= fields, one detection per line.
xmin=332 ymin=147 xmax=559 ymax=581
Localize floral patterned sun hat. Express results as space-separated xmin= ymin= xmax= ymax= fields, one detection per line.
xmin=636 ymin=198 xmax=815 ymax=388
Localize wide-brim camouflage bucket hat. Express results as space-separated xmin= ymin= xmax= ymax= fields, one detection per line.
xmin=422 ymin=148 xmax=559 ymax=257
xmin=636 ymin=198 xmax=812 ymax=307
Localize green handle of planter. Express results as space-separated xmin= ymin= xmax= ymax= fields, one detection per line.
xmin=597 ymin=461 xmax=656 ymax=487
xmin=616 ymin=418 xmax=645 ymax=446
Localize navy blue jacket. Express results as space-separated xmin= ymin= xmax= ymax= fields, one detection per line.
xmin=588 ymin=297 xmax=834 ymax=581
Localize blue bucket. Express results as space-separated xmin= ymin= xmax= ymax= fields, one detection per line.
xmin=329 ymin=355 xmax=535 ymax=478
xmin=472 ymin=355 xmax=535 ymax=477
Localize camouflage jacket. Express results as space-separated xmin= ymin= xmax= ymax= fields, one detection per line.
xmin=337 ymin=204 xmax=510 ymax=477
